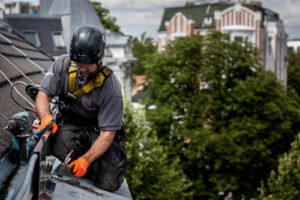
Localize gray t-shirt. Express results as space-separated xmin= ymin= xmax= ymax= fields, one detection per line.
xmin=39 ymin=54 xmax=123 ymax=131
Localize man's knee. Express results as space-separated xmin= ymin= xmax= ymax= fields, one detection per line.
xmin=87 ymin=141 xmax=127 ymax=191
xmin=51 ymin=126 xmax=90 ymax=161
xmin=94 ymin=171 xmax=125 ymax=192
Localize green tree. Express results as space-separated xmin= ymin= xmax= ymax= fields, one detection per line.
xmin=185 ymin=72 xmax=300 ymax=198
xmin=124 ymin=101 xmax=192 ymax=199
xmin=261 ymin=131 xmax=300 ymax=200
xmin=143 ymin=32 xmax=300 ymax=199
xmin=92 ymin=2 xmax=121 ymax=33
xmin=132 ymin=32 xmax=157 ymax=75
xmin=288 ymin=52 xmax=300 ymax=96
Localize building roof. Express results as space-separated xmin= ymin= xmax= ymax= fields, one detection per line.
xmin=5 ymin=14 xmax=67 ymax=57
xmin=39 ymin=0 xmax=53 ymax=16
xmin=41 ymin=0 xmax=104 ymax=31
xmin=158 ymin=3 xmax=233 ymax=31
xmin=0 ymin=20 xmax=53 ymax=158
xmin=47 ymin=0 xmax=70 ymax=16
xmin=40 ymin=0 xmax=105 ymax=50
xmin=158 ymin=2 xmax=280 ymax=32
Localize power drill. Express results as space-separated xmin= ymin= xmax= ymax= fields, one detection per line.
xmin=4 ymin=111 xmax=32 ymax=164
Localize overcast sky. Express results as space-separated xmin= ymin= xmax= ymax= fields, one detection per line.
xmin=95 ymin=0 xmax=300 ymax=40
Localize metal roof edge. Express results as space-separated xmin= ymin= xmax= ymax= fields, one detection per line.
xmin=5 ymin=14 xmax=61 ymax=20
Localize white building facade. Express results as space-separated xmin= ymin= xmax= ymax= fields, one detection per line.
xmin=158 ymin=0 xmax=288 ymax=86
xmin=287 ymin=39 xmax=300 ymax=54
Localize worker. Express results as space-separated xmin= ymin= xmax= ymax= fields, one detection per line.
xmin=35 ymin=25 xmax=127 ymax=192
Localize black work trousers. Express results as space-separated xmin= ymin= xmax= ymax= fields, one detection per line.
xmin=51 ymin=123 xmax=127 ymax=192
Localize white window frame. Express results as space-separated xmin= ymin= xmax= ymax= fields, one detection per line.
xmin=52 ymin=31 xmax=65 ymax=48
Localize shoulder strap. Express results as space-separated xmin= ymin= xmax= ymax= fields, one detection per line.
xmin=68 ymin=60 xmax=78 ymax=94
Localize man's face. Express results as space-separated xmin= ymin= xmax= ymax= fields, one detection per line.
xmin=77 ymin=63 xmax=97 ymax=81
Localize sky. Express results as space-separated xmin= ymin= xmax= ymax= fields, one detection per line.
xmin=95 ymin=0 xmax=300 ymax=40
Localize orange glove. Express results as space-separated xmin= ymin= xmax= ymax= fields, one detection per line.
xmin=38 ymin=114 xmax=58 ymax=134
xmin=70 ymin=157 xmax=89 ymax=177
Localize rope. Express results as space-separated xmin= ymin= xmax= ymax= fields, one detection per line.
xmin=0 ymin=53 xmax=35 ymax=84
xmin=0 ymin=69 xmax=35 ymax=112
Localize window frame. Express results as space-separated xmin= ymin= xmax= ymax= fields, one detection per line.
xmin=22 ymin=30 xmax=40 ymax=47
xmin=51 ymin=31 xmax=65 ymax=49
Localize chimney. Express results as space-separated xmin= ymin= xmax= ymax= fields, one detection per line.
xmin=250 ymin=1 xmax=262 ymax=7
xmin=185 ymin=1 xmax=195 ymax=7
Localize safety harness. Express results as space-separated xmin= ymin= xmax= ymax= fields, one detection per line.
xmin=68 ymin=60 xmax=111 ymax=98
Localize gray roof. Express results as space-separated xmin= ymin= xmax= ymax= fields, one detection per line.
xmin=39 ymin=0 xmax=54 ymax=16
xmin=40 ymin=0 xmax=131 ymax=55
xmin=40 ymin=0 xmax=104 ymax=50
xmin=47 ymin=0 xmax=70 ymax=16
xmin=5 ymin=14 xmax=67 ymax=57
xmin=0 ymin=20 xmax=53 ymax=157
xmin=41 ymin=0 xmax=104 ymax=30
xmin=52 ymin=167 xmax=132 ymax=200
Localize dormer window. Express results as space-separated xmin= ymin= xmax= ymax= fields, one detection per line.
xmin=203 ymin=17 xmax=212 ymax=26
xmin=23 ymin=30 xmax=40 ymax=46
xmin=52 ymin=31 xmax=65 ymax=48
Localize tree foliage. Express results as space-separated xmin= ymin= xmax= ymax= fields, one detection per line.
xmin=288 ymin=52 xmax=300 ymax=96
xmin=92 ymin=2 xmax=121 ymax=33
xmin=132 ymin=32 xmax=157 ymax=75
xmin=143 ymin=32 xmax=300 ymax=199
xmin=124 ymin=101 xmax=192 ymax=199
xmin=261 ymin=132 xmax=300 ymax=200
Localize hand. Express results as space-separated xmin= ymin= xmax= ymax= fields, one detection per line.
xmin=70 ymin=157 xmax=89 ymax=177
xmin=38 ymin=114 xmax=58 ymax=134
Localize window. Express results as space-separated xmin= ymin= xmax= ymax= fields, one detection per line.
xmin=234 ymin=36 xmax=243 ymax=42
xmin=23 ymin=31 xmax=40 ymax=46
xmin=287 ymin=47 xmax=293 ymax=54
xmin=52 ymin=32 xmax=65 ymax=48
xmin=268 ymin=37 xmax=273 ymax=55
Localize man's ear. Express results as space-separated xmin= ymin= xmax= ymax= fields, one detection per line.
xmin=101 ymin=51 xmax=105 ymax=60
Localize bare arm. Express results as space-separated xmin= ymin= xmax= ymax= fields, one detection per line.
xmin=35 ymin=91 xmax=51 ymax=119
xmin=82 ymin=130 xmax=116 ymax=164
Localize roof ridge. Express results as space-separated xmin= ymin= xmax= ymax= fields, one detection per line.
xmin=164 ymin=2 xmax=233 ymax=10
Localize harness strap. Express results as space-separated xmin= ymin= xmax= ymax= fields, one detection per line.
xmin=68 ymin=61 xmax=77 ymax=94
xmin=68 ymin=61 xmax=112 ymax=98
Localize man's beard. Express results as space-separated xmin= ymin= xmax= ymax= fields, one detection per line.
xmin=78 ymin=70 xmax=98 ymax=81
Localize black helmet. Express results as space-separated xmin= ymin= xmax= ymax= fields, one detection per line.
xmin=70 ymin=25 xmax=106 ymax=64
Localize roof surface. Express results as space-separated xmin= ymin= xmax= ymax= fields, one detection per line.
xmin=5 ymin=14 xmax=67 ymax=57
xmin=44 ymin=0 xmax=104 ymax=32
xmin=40 ymin=0 xmax=105 ymax=50
xmin=158 ymin=3 xmax=232 ymax=31
xmin=52 ymin=164 xmax=132 ymax=200
xmin=0 ymin=20 xmax=53 ymax=158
